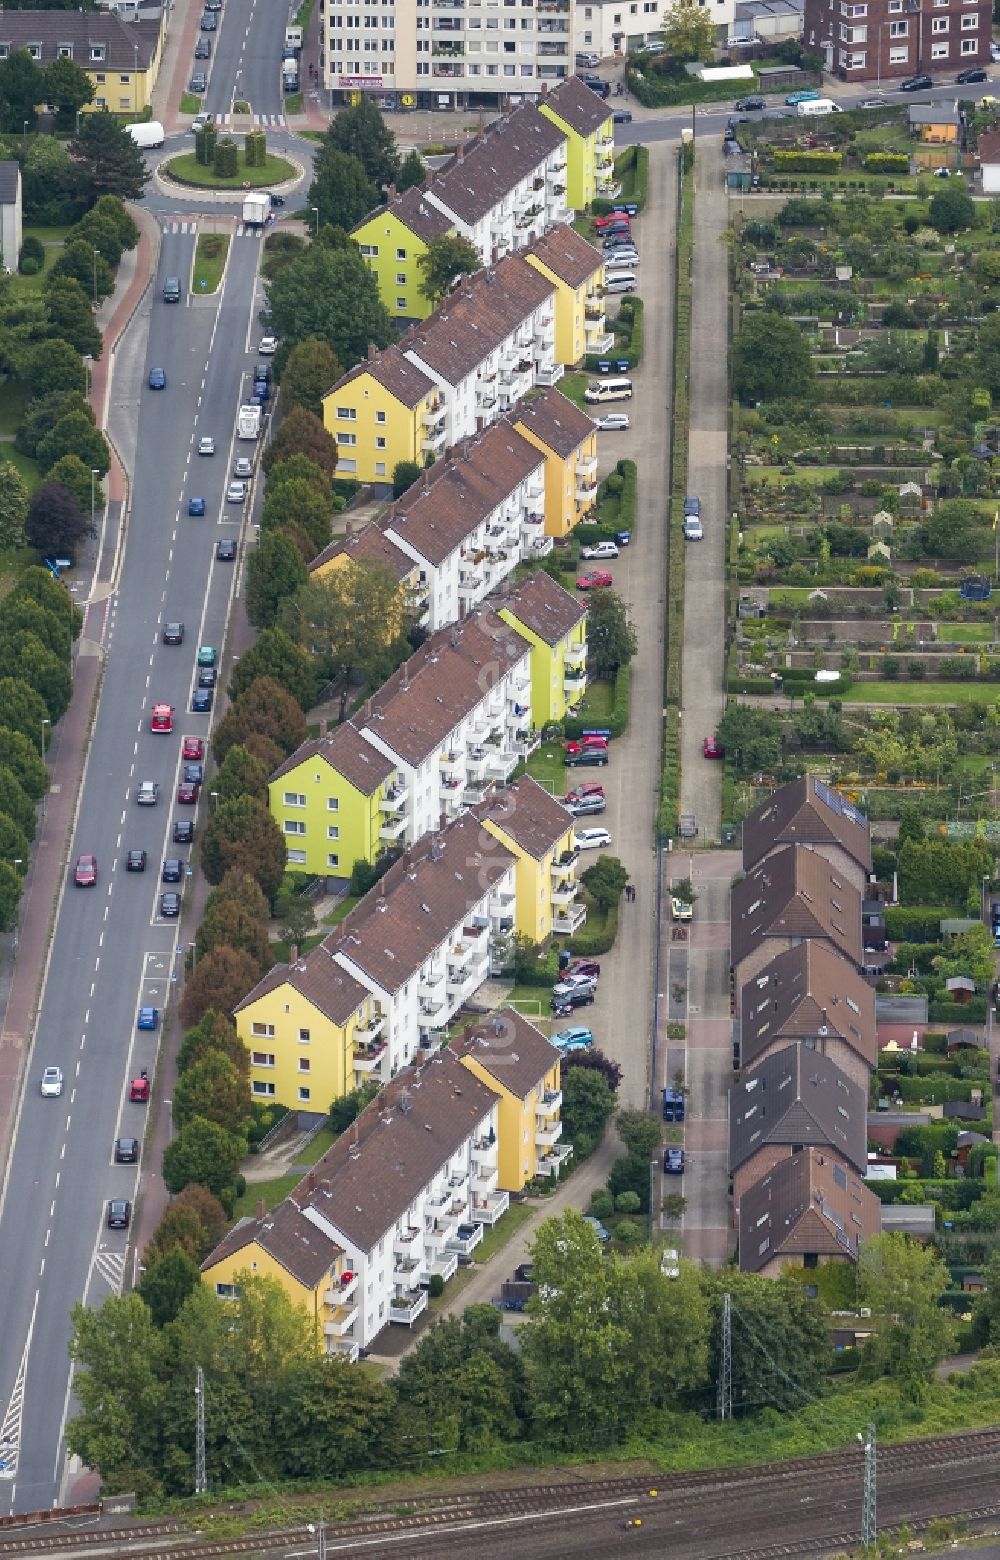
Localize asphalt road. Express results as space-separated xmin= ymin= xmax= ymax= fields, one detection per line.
xmin=196 ymin=0 xmax=293 ymax=121
xmin=0 ymin=135 xmax=271 ymax=1522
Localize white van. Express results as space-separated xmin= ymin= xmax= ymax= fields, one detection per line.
xmin=795 ymin=97 xmax=841 ymax=116
xmin=605 ymin=272 xmax=637 ymax=294
xmin=585 ymin=377 xmax=633 ymax=404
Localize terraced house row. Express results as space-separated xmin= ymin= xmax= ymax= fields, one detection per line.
xmin=201 ymin=1014 xmax=568 ymax=1359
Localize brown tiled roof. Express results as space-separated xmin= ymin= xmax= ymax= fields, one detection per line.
xmin=383 ymin=422 xmax=543 ymax=567
xmin=332 ymin=343 xmax=436 ymax=407
xmin=730 ymin=844 xmax=863 ymax=970
xmin=498 ymin=568 xmax=586 ymax=647
xmin=309 ymin=517 xmax=415 ymax=581
xmin=729 ymin=1043 xmax=867 ymax=1175
xmin=0 ymin=10 xmax=158 ymax=67
xmin=428 ymin=101 xmax=566 ymax=226
xmin=471 ymin=776 xmax=573 ymax=861
xmin=201 ymin=1200 xmax=343 ymax=1288
xmin=738 ymin=1148 xmax=880 ymax=1274
xmin=742 ymin=776 xmax=872 ymax=875
xmin=353 ymin=183 xmax=454 ymax=244
xmin=740 ymin=942 xmax=877 ymax=1072
xmin=513 ymin=385 xmax=596 ymax=459
xmin=289 ymin=1049 xmax=499 ymax=1253
xmin=541 ymin=77 xmax=614 ymax=138
xmin=326 ymin=811 xmax=516 ymax=992
xmin=451 ymin=1006 xmax=560 ymax=1099
xmin=979 ymin=131 xmax=1000 ymax=165
xmin=525 ymin=225 xmax=604 ymax=290
xmin=234 ymin=946 xmax=369 ymax=1028
xmin=268 ymin=722 xmax=394 ymax=795
xmin=401 ymin=254 xmax=554 ymax=387
xmin=356 ymin=606 xmax=530 ymax=766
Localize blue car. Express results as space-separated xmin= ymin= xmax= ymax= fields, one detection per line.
xmin=663 ymin=1147 xmax=685 ymax=1175
xmin=191 ymin=687 xmax=213 ymax=713
xmin=785 ymin=88 xmax=820 ymax=105
xmin=551 ymin=1026 xmax=594 ymax=1051
xmin=188 ymin=496 xmax=206 ymax=517
xmin=148 ymin=367 xmax=166 ymax=389
xmin=137 ymin=1006 xmax=159 ymax=1031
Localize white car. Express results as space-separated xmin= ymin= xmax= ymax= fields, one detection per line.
xmin=671 ymin=896 xmax=693 ymax=922
xmin=683 ymin=516 xmax=704 ymax=541
xmin=40 ymin=1066 xmax=63 ymax=1097
xmin=190 ymin=114 xmax=210 ymax=133
xmin=233 ymin=456 xmax=253 ymax=478
xmin=575 ymin=826 xmax=612 ymax=850
xmin=198 ymin=436 xmax=215 ymax=456
xmin=581 ymin=540 xmax=619 ymax=561
xmin=258 ymin=335 xmax=278 ymax=354
xmin=992 ymin=42 xmax=1000 ymax=60
xmin=594 ymin=413 xmax=630 ymax=431
xmin=606 ymin=250 xmax=639 ymax=267
xmin=226 ymin=480 xmax=247 ymax=503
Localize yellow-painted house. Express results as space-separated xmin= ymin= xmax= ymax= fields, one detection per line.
xmin=308 ymin=516 xmax=427 ymax=643
xmin=268 ymin=723 xmax=399 ymax=878
xmin=0 ymin=12 xmax=164 ymax=115
xmin=524 ymin=225 xmax=609 ymax=367
xmin=352 ymin=184 xmax=455 ymax=324
xmin=322 ymin=344 xmax=442 ymax=486
xmin=539 ymin=76 xmax=618 ymax=210
xmin=452 ymin=1007 xmax=571 ymax=1188
xmin=234 ymin=953 xmax=375 ymax=1113
xmin=498 ymin=568 xmax=588 ymax=727
xmin=513 ymin=386 xmax=600 ymax=539
xmin=473 ymin=777 xmax=585 ymax=942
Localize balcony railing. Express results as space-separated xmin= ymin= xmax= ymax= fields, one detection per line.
xmin=379 ymin=782 xmax=408 ymax=811
xmin=565 ymin=639 xmax=586 ymax=665
xmin=536 ymin=1119 xmax=563 ymax=1149
xmin=447 ymin=1221 xmax=484 ymax=1257
xmin=536 ymin=1143 xmax=573 ymax=1178
xmin=354 ymin=1012 xmax=385 ymax=1043
xmin=587 ymin=329 xmax=615 ymax=355
xmin=324 ymin=1270 xmax=359 ymax=1305
xmin=576 ymin=479 xmax=598 ymax=504
xmin=393 ymin=1253 xmax=421 ymax=1283
xmin=379 ymin=815 xmax=407 ymax=843
xmin=528 ymin=535 xmax=554 ymax=558
xmin=565 ymin=669 xmax=587 ymax=695
xmin=551 ymin=882 xmax=578 ymax=907
xmin=426 ymin=1250 xmax=459 ymax=1283
xmin=537 ymin=1088 xmax=562 ymax=1117
xmin=535 ymin=363 xmax=565 ymax=387
xmin=353 ymin=1039 xmax=388 ymax=1072
xmin=553 ymin=902 xmax=587 ymax=934
xmin=419 ymin=966 xmax=445 ymax=998
xmin=422 ymin=420 xmax=448 ymax=453
xmin=322 ymin=1303 xmax=359 ymax=1337
xmin=393 ymin=1226 xmax=422 ymax=1255
xmin=389 ymin=1289 xmax=428 ymax=1325
xmin=472 ymin=1189 xmax=510 ymax=1226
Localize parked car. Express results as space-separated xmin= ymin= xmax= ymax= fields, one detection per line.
xmin=703 ymin=736 xmax=724 ymax=759
xmin=663 ymin=1147 xmax=685 ymax=1175
xmin=683 ymin=516 xmax=704 ymax=541
xmin=575 ymin=50 xmax=600 ymax=66
xmin=198 ymin=644 xmax=216 ymax=665
xmin=734 ymin=94 xmax=765 ymax=110
xmin=581 ymin=540 xmax=619 ymax=560
xmin=567 ymin=795 xmax=606 ymax=816
xmin=583 ymin=1215 xmax=610 ymax=1242
xmin=612 ymin=108 xmax=633 ymax=124
xmin=173 ymin=819 xmax=194 ymax=844
xmin=198 ymin=666 xmax=217 ymax=688
xmin=107 ymin=1199 xmax=132 ymax=1229
xmin=662 ymin=1087 xmax=685 ymax=1122
xmin=129 ymin=1074 xmax=150 ymax=1103
xmin=684 ymin=494 xmax=701 ymax=516
xmin=114 ymin=1137 xmax=138 ymax=1164
xmin=177 ymin=780 xmax=200 ymax=803
xmin=160 ymin=891 xmax=182 ymax=917
xmin=576 ymin=570 xmax=614 ymax=590
xmin=550 ymin=986 xmax=595 ymax=1014
xmin=957 ymin=66 xmax=988 ymax=83
xmin=568 ymin=959 xmax=601 ymax=979
xmin=194 ymin=36 xmax=211 ymax=57
xmin=566 ymin=782 xmax=605 ymax=799
xmin=594 ymin=413 xmax=630 ymax=431
xmin=183 ymin=736 xmax=204 ymax=761
xmin=183 ymin=762 xmax=204 ymax=785
xmin=216 ymin=538 xmax=237 ymax=561
xmin=551 ymin=1025 xmax=594 ymax=1051
xmin=161 ymin=858 xmax=183 ymax=883
xmin=671 ymin=896 xmax=693 ymax=921
xmin=188 ymin=496 xmax=206 ymax=516
xmin=785 ymin=88 xmax=820 ymax=104
xmin=565 ymin=735 xmax=608 ymax=755
xmin=576 ymin=826 xmax=612 ymax=850
xmin=258 ymin=335 xmax=278 ymax=354
xmin=189 ymin=71 xmax=208 ymax=92
xmin=899 ymin=73 xmax=932 ymax=90
xmin=191 ymin=688 xmax=213 ymax=713
xmin=566 ymin=747 xmax=608 ymax=767
xmin=137 ymin=1006 xmax=159 ymax=1031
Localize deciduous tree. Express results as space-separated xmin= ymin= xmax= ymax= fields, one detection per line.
xmin=44 ymin=55 xmax=94 ymax=125
xmin=0 ymin=675 xmax=50 ymax=747
xmin=43 ymin=277 xmax=102 ymax=358
xmin=266 ymin=243 xmax=393 ymax=367
xmin=25 ymin=337 xmax=86 ymax=398
xmin=228 ymin=626 xmax=316 ymax=709
xmin=0 ymin=459 xmax=28 ymax=547
xmin=279 ymin=336 xmax=344 ymax=419
xmin=177 ymin=1009 xmax=249 ymax=1082
xmin=660 ymin=0 xmax=717 ymax=60
xmin=280 ymin=560 xmax=409 ymax=689
xmin=320 ymin=95 xmax=400 ymax=191
xmin=136 ymin=1249 xmax=201 ymax=1326
xmin=559 ymin=1064 xmax=615 ymax=1157
xmin=733 ymin=313 xmax=815 ymax=404
xmin=579 ymin=852 xmax=628 ymax=911
xmin=272 ymin=1355 xmax=397 ymax=1477
xmin=396 ymin=147 xmax=426 ymax=193
xmin=0 ymin=859 xmax=21 ymax=930
xmin=212 ymin=674 xmax=307 ymax=765
xmin=178 ymin=944 xmax=264 ymax=1029
xmin=246 ymin=529 xmax=309 ymax=628
xmin=25 ymin=478 xmax=94 ymax=554
xmin=36 ymin=411 xmax=110 ymax=478
xmin=173 ymin=1050 xmax=251 ymax=1136
xmin=308 ymin=146 xmax=378 ymax=233
xmin=162 ymin=1113 xmax=247 ymax=1198
xmin=260 ymin=474 xmax=331 ymax=553
xmin=585 ymin=589 xmax=638 ymax=677
xmin=262 ymin=403 xmax=340 ymax=476
xmin=214 ymin=744 xmax=270 ymax=805
xmin=45 ymin=453 xmax=103 ymax=516
xmin=66 ymin=1295 xmax=165 ymax=1492
xmin=0 ymin=52 xmax=41 ymax=135
xmin=0 ymin=725 xmax=49 ymax=799
xmin=716 ymin=704 xmax=784 ymax=778
xmin=200 ymin=794 xmax=287 ymax=904
xmin=417 ymin=233 xmax=481 ymax=304
xmin=858 ymin=1231 xmax=955 ymax=1394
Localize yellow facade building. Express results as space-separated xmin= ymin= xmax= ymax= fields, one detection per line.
xmin=268 ymin=722 xmax=398 ymax=880
xmin=524 ymin=225 xmax=608 ymax=367
xmin=499 ymin=569 xmax=588 ymax=727
xmin=322 ymin=344 xmax=442 ymax=486
xmin=453 ymin=1008 xmax=571 ymax=1189
xmin=0 ymin=12 xmax=164 ymax=115
xmin=474 ymin=777 xmax=585 ymax=942
xmin=352 ymin=185 xmax=454 ymax=324
xmin=513 ymin=388 xmax=600 ymax=539
xmin=539 ymin=77 xmax=618 ymax=209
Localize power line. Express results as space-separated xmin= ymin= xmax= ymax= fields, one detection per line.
xmin=717 ymin=1291 xmax=732 ymax=1421
xmin=861 ymin=1423 xmax=876 ymax=1550
xmin=194 ymin=1365 xmax=207 ymax=1497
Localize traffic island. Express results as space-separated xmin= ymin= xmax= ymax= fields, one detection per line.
xmin=192 ymin=231 xmax=230 ymax=294
xmin=160 ymin=151 xmax=298 ymax=189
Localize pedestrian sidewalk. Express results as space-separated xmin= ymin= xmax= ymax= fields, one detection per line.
xmin=155 ymin=0 xmax=203 ymax=132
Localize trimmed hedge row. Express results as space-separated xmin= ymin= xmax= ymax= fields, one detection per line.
xmin=564 ymin=665 xmax=630 ymax=741
xmin=576 ymin=458 xmax=638 ymax=545
xmin=864 ymin=153 xmax=909 ymax=173
xmin=929 ymin=997 xmax=989 ymax=1024
xmin=567 ymin=900 xmax=620 ymax=956
xmin=884 ymin=906 xmax=955 ymax=942
xmin=772 ymin=151 xmax=843 ymax=173
xmin=584 ymin=297 xmax=644 ymax=374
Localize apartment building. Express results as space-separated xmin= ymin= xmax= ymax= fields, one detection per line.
xmin=513 ymin=387 xmax=601 ymax=538
xmin=202 ymin=1051 xmax=506 ymax=1356
xmin=538 ymin=74 xmax=619 ymax=207
xmin=324 ymin=0 xmax=572 ymax=111
xmin=473 ymin=776 xmax=585 ymax=939
xmin=323 ymin=252 xmax=560 ymax=484
xmin=742 ymin=775 xmax=873 ymax=895
xmin=498 ymin=568 xmax=588 ymax=725
xmin=739 ymin=941 xmax=877 ymax=1089
xmin=351 ymin=184 xmax=454 ymax=324
xmin=803 ymin=0 xmax=990 ymax=80
xmin=524 ymin=223 xmax=610 ymax=364
xmin=738 ymin=1148 xmax=880 ymax=1279
xmin=731 ymin=842 xmax=864 ymax=992
xmin=0 ymin=9 xmax=164 ymax=112
xmin=452 ymin=1007 xmax=570 ymax=1186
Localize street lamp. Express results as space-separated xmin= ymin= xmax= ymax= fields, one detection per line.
xmin=92 ymin=247 xmax=99 ymax=304
xmin=209 ymin=790 xmax=219 ymax=811
xmin=311 ymin=205 xmax=319 ymax=236
xmin=189 ymin=940 xmax=197 ymax=975
xmin=83 ymin=354 xmax=92 ymax=399
xmin=40 ymin=716 xmax=50 ymax=759
xmin=90 ymin=467 xmax=99 ymax=539
xmin=22 ymin=120 xmax=28 ymax=154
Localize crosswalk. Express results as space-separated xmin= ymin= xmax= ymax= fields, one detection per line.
xmin=161 ymin=218 xmax=265 ymax=238
xmin=204 ymin=112 xmax=286 ymax=127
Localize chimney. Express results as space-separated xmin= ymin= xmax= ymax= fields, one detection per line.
xmin=346 ymin=518 xmax=354 ymax=541
xmin=290 ymin=944 xmax=298 ymax=965
xmin=257 ymin=1199 xmax=266 ymax=1221
xmin=318 ymin=718 xmax=327 ymax=739
xmin=367 ymin=342 xmax=378 ymax=361
xmin=386 ymin=182 xmax=397 ymax=201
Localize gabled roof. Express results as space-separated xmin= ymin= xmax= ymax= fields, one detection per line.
xmin=428 ymin=100 xmax=566 ymax=227
xmin=729 ymin=1043 xmax=867 ymax=1175
xmin=325 ymin=811 xmax=516 ymax=993
xmin=742 ymin=776 xmax=872 ymax=875
xmin=234 ymin=944 xmax=369 ymax=1028
xmin=541 ymin=76 xmax=613 ymax=138
xmin=514 ymin=385 xmax=596 ymax=459
xmin=732 ymin=843 xmax=863 ymax=969
xmin=525 ymin=224 xmax=604 ymax=290
xmin=268 ymin=721 xmax=394 ymax=795
xmin=308 ymin=515 xmax=416 ymax=581
xmin=353 ymin=182 xmax=453 ymax=245
xmin=0 ymin=9 xmax=158 ymax=66
xmin=400 ymin=253 xmax=554 ymax=388
xmin=738 ymin=1148 xmax=880 ymax=1273
xmin=472 ymin=776 xmax=574 ymax=861
xmin=497 ymin=567 xmax=586 ymax=647
xmin=0 ymin=162 xmax=19 ymax=206
xmin=202 ymin=1201 xmax=343 ymax=1289
xmin=451 ymin=1006 xmax=560 ymax=1099
xmin=979 ymin=130 xmax=1000 ymax=166
xmin=740 ymin=942 xmax=876 ymax=1072
xmin=331 ymin=343 xmax=436 ymax=408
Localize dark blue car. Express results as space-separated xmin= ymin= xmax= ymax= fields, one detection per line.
xmin=191 ymin=687 xmax=213 ymax=713
xmin=188 ymin=496 xmax=206 ymax=516
xmin=148 ymin=367 xmax=166 ymax=389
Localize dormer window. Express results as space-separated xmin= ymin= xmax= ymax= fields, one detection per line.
xmin=0 ymin=45 xmax=10 ymax=58
xmin=91 ymin=43 xmax=106 ymax=61
xmin=26 ymin=43 xmax=41 ymax=58
xmin=58 ymin=44 xmax=74 ymax=58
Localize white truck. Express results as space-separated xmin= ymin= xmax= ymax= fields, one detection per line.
xmin=282 ymin=58 xmax=300 ymax=91
xmin=242 ymin=191 xmax=270 ymax=229
xmin=127 ymin=120 xmax=165 ymax=149
xmin=238 ymin=404 xmax=262 ymax=440
xmin=284 ymin=24 xmax=302 ymax=51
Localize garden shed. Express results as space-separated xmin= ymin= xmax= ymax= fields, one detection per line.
xmin=945 ymin=977 xmax=976 ymax=1005
xmin=946 ymin=1026 xmax=981 ymax=1051
xmin=907 ymin=102 xmax=961 ymax=144
xmin=978 ymin=130 xmax=1000 ymax=195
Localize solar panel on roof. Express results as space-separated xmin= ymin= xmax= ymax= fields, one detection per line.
xmin=813 ymin=779 xmax=867 ymax=830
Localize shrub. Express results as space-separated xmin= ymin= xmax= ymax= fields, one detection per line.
xmin=884 ymin=906 xmax=955 ymax=943
xmin=428 ymin=1273 xmax=445 ymax=1298
xmin=864 ymin=153 xmax=909 ymax=173
xmin=590 ymin=1189 xmax=614 ymax=1218
xmin=565 ymin=901 xmax=619 ymax=956
xmin=19 ymin=256 xmax=40 ymax=276
xmin=614 ymin=1190 xmax=641 ymax=1214
xmin=772 ymin=151 xmax=843 ymax=174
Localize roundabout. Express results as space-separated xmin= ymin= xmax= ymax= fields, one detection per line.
xmin=158 ymin=149 xmax=300 ymax=190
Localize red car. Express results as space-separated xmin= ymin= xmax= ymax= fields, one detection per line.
xmin=182 ymin=736 xmax=205 ymax=761
xmin=565 ymin=783 xmax=605 ymax=801
xmin=177 ymin=780 xmax=200 ymax=804
xmin=565 ymin=735 xmax=609 ymax=755
xmin=129 ymin=1074 xmax=150 ymax=1103
xmin=576 ymin=570 xmax=613 ymax=591
xmin=703 ymin=737 xmax=724 ymax=759
xmin=568 ymin=958 xmax=601 ymax=979
xmin=594 ymin=213 xmax=631 ymax=230
xmin=150 ymin=702 xmax=174 ymax=733
xmin=73 ymin=852 xmax=97 ymax=886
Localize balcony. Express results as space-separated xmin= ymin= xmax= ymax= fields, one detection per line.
xmin=486 ymin=748 xmax=518 ymax=783
xmin=528 ymin=535 xmax=554 ymax=559
xmin=426 ymin=1249 xmax=459 ymax=1283
xmin=536 ymin=1143 xmax=573 ymax=1178
xmin=536 ymin=1119 xmax=563 ymax=1150
xmin=565 ymin=668 xmax=587 ymax=696
xmin=551 ymin=846 xmax=579 ymax=876
xmin=551 ymin=882 xmax=579 ymax=908
xmin=324 ymin=1269 xmax=359 ymax=1305
xmin=587 ymin=329 xmax=615 ymax=356
xmin=379 ymin=814 xmax=407 ymax=843
xmin=439 ymin=749 xmax=463 ymax=779
xmin=389 ymin=1289 xmax=428 ymax=1325
xmin=472 ymin=1189 xmax=510 ymax=1225
xmin=448 ymin=1221 xmax=484 ymax=1257
xmin=535 ymin=362 xmax=565 ymax=387
xmin=323 ymin=1303 xmax=358 ymax=1338
xmin=432 ymin=62 xmax=464 ymax=76
xmin=576 ymin=479 xmax=598 ymax=505
xmin=328 ymin=1337 xmax=360 ymax=1362
xmin=515 ymin=725 xmax=542 ymax=756
xmin=597 ymin=179 xmax=622 ymax=199
xmin=465 ymin=747 xmax=488 ymax=781
xmin=537 ymin=1088 xmax=562 ymax=1117
xmin=576 ymin=453 xmax=598 ymax=480
xmin=565 ymin=639 xmax=587 ymax=666
xmin=420 ymin=992 xmax=447 ymax=1023
xmin=553 ymin=901 xmax=587 ymax=934
xmin=393 ymin=1226 xmax=422 ymax=1256
xmin=354 ymin=1012 xmax=385 ymax=1044
xmin=422 ymin=398 xmax=444 ymax=426
xmin=353 ymin=1039 xmax=388 ymax=1073
xmin=419 ymin=966 xmax=445 ymax=1000
xmin=379 ymin=781 xmax=408 ymax=811
xmin=585 ymin=298 xmax=604 ymax=321
xmin=422 ymin=419 xmax=448 ymax=454
xmin=393 ymin=1251 xmax=422 ymax=1283
xmin=537 ymin=39 xmax=568 ymax=54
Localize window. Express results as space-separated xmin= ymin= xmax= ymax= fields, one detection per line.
xmin=287 ymin=848 xmax=307 ymax=864
xmin=27 ymin=43 xmax=41 ymax=57
xmin=215 ymin=1282 xmax=242 ymax=1299
xmin=337 ymin=431 xmax=357 ymax=446
xmin=396 ymin=273 xmax=407 ymax=285
xmin=931 ymin=16 xmax=948 ymax=30
xmin=327 ymin=851 xmax=340 ymax=868
xmin=298 ymin=1086 xmax=312 ymax=1102
xmin=336 ymin=406 xmax=357 ymax=420
xmin=961 ymin=33 xmax=978 ymax=47
xmin=396 ymin=246 xmax=407 ymax=259
xmin=0 ymin=47 xmax=8 ymax=58
xmin=375 ymin=410 xmax=386 ymax=423
xmin=375 ymin=435 xmax=386 ymax=449
xmin=120 ymin=73 xmax=130 ymax=83
xmin=283 ymin=791 xmax=306 ymax=807
xmin=251 ymin=1022 xmax=275 ymax=1038
xmin=375 ymin=460 xmax=387 ymax=475
xmin=118 ymin=96 xmax=130 ymax=107
xmin=888 ymin=18 xmax=908 ymax=34
xmin=252 ymin=1051 xmax=275 ymax=1067
xmin=90 ymin=43 xmax=105 ymax=59
xmin=359 ymin=243 xmax=378 ymax=256
xmin=930 ymin=36 xmax=949 ymax=51
xmin=284 ymin=819 xmax=306 ymax=835
xmin=846 ymin=48 xmax=866 ymax=63
xmin=961 ymin=12 xmax=978 ymax=24
xmin=327 ymin=824 xmax=340 ymax=840
xmin=252 ymin=1080 xmax=276 ymax=1097
xmin=298 ymin=1057 xmax=311 ymax=1072
xmin=58 ymin=44 xmax=73 ymax=57
xmin=888 ymin=43 xmax=909 ymax=59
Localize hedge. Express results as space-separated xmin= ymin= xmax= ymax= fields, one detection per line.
xmin=567 ymin=899 xmax=620 ymax=955
xmin=864 ymin=153 xmax=909 ymax=173
xmin=585 ymin=297 xmax=644 ymax=374
xmin=929 ymin=997 xmax=989 ymax=1024
xmin=772 ymin=150 xmax=843 ymax=174
xmin=564 ymin=666 xmax=630 ymax=741
xmin=884 ymin=906 xmax=955 ymax=943
xmin=892 ymin=1075 xmax=982 ymax=1104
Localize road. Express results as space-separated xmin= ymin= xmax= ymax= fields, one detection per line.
xmin=0 ymin=0 xmax=284 ymax=1514
xmin=200 ymin=0 xmax=290 ymax=125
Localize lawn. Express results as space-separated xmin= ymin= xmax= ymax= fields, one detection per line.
xmin=842 ymin=681 xmax=995 ymax=705
xmin=192 ymin=231 xmax=230 ymax=294
xmin=559 ymin=372 xmax=589 ymax=412
xmin=505 ymin=985 xmax=552 ymax=1022
xmin=284 ymin=92 xmax=304 ymax=114
xmin=0 ymin=544 xmax=38 ymax=598
xmin=9 ymin=223 xmax=67 ymax=293
xmin=472 ymin=1201 xmax=535 ymax=1264
xmin=936 ymin=624 xmax=993 ymax=643
xmin=323 ymin=894 xmax=359 ymax=926
xmin=297 ymin=1124 xmax=337 ymax=1164
xmin=575 ymin=678 xmax=613 ymax=723
xmin=179 ymin=91 xmax=201 ymax=114
xmin=524 ymin=741 xmax=567 ymax=796
xmin=232 ymin=1172 xmax=301 ymax=1220
xmin=162 ymin=151 xmax=297 ymax=189
xmin=1 ymin=448 xmax=40 ymax=493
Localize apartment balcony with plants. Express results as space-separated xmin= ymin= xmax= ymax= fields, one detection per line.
xmin=389 ymin=1288 xmax=428 ymax=1325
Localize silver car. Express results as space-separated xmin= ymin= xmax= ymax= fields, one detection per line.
xmin=226 ymin=480 xmax=247 ymax=504
xmin=233 ymin=456 xmax=253 ymax=478
xmin=136 ymin=780 xmax=160 ymax=806
xmin=40 ymin=1066 xmax=63 ymax=1097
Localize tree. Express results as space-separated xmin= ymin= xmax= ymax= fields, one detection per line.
xmin=279 ymin=336 xmax=344 ymax=419
xmin=144 ymin=1182 xmax=230 ymax=1265
xmin=87 ymin=193 xmax=139 ymax=252
xmin=11 ymin=564 xmax=82 ymax=638
xmin=3 ymin=631 xmax=71 ymax=720
xmin=242 ymin=731 xmax=284 ymax=774
xmin=559 ymin=1065 xmax=615 ymax=1157
xmin=196 ymin=869 xmax=272 ymax=971
xmin=701 ymin=1271 xmax=829 ymax=1413
xmin=275 ymin=886 xmax=316 ymax=946
xmin=580 ymin=852 xmax=628 ymax=911
xmin=733 ymin=314 xmax=816 ymax=404
xmin=68 ymin=109 xmax=150 ymax=203
xmin=212 ymin=675 xmax=307 ymax=765
xmin=308 ymin=146 xmax=378 ymax=233
xmin=716 ymin=704 xmax=784 ymax=778
xmin=260 ymin=475 xmax=332 ymax=553
xmin=36 ymin=412 xmax=110 ymax=478
xmin=262 ymin=404 xmax=340 ymax=476
xmin=919 ymin=498 xmax=983 ymax=564
xmin=173 ymin=1050 xmax=251 ymax=1135
xmin=228 ymin=626 xmax=316 ymax=709
xmin=162 ymin=1113 xmax=247 ymax=1197
xmin=281 ymin=561 xmax=409 ymax=689
xmin=200 ymin=794 xmax=287 ymax=903
xmin=392 ymin=458 xmax=422 ymax=498
xmin=25 ymin=479 xmax=94 ymax=554
xmin=562 ymin=1047 xmax=622 ymax=1093
xmin=266 ymin=243 xmax=393 ymax=367
xmin=246 ymin=528 xmax=310 ymax=628
xmin=43 ymin=277 xmax=102 ymax=358
xmin=393 ymin=1310 xmax=528 ymax=1454
xmin=328 ymin=1080 xmax=379 ymax=1133
xmin=0 ymin=766 xmax=36 ymax=843
xmin=659 ymin=0 xmax=716 ymax=60
xmin=50 ymin=238 xmax=115 ymax=301
xmin=858 ymin=1232 xmax=955 ymax=1395
xmin=0 ymin=460 xmax=28 ymax=547
xmin=66 ymin=1295 xmax=165 ymax=1492
xmin=397 ymin=148 xmax=426 ymax=192
xmin=214 ymin=744 xmax=270 ymax=805
xmin=45 ymin=453 xmax=103 ymax=516
xmin=616 ymin=1107 xmax=662 ymax=1161
xmin=0 ymin=52 xmax=41 ymax=135
xmin=585 ymin=589 xmax=638 ymax=678
xmin=178 ymin=944 xmax=265 ymax=1030
xmin=417 ymin=233 xmax=482 ymax=304
xmin=0 ymin=860 xmax=21 ymax=930
xmin=272 ymin=1355 xmax=396 ymax=1478
xmin=16 ymin=389 xmax=93 ymax=459
xmin=136 ymin=1249 xmax=201 ymax=1327
xmin=72 ymin=213 xmax=124 ymax=270
xmin=0 ymin=725 xmax=49 ymax=799
xmin=22 ymin=135 xmax=75 ymax=227
xmin=176 ymin=1009 xmax=249 ymax=1083
xmin=0 ymin=676 xmax=49 ymax=746
xmin=43 ymin=54 xmax=94 ymax=125
xmin=928 ymin=183 xmax=975 ymax=234
xmin=26 ymin=338 xmax=87 ymax=401
xmin=321 ymin=96 xmax=400 ymax=191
